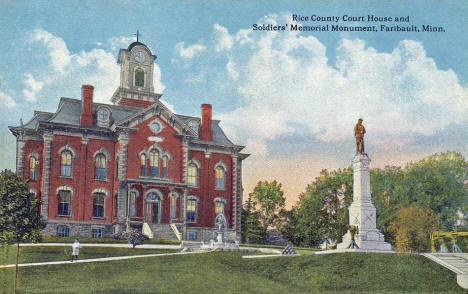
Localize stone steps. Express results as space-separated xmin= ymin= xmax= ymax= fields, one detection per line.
xmin=149 ymin=224 xmax=179 ymax=240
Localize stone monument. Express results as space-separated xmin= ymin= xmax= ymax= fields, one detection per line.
xmin=336 ymin=119 xmax=392 ymax=251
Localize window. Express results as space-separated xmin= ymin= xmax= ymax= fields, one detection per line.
xmin=215 ymin=200 xmax=225 ymax=215
xmin=135 ymin=68 xmax=144 ymax=87
xmin=215 ymin=166 xmax=225 ymax=189
xmin=61 ymin=151 xmax=73 ymax=177
xmin=58 ymin=190 xmax=71 ymax=216
xmin=171 ymin=195 xmax=177 ymax=219
xmin=163 ymin=156 xmax=168 ymax=178
xmin=95 ymin=154 xmax=107 ymax=180
xmin=186 ymin=199 xmax=197 ymax=222
xmin=93 ymin=193 xmax=105 ymax=218
xmin=140 ymin=154 xmax=147 ymax=176
xmin=188 ymin=231 xmax=197 ymax=241
xmin=129 ymin=191 xmax=138 ymax=217
xmin=30 ymin=156 xmax=38 ymax=180
xmin=92 ymin=227 xmax=103 ymax=238
xmin=149 ymin=150 xmax=160 ymax=177
xmin=57 ymin=225 xmax=70 ymax=237
xmin=187 ymin=164 xmax=198 ymax=186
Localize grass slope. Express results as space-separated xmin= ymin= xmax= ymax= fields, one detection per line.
xmin=0 ymin=252 xmax=465 ymax=294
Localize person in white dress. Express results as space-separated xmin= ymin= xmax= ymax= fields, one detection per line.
xmin=71 ymin=240 xmax=82 ymax=262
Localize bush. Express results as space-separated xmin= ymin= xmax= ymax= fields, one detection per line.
xmin=389 ymin=204 xmax=438 ymax=252
xmin=113 ymin=229 xmax=149 ymax=248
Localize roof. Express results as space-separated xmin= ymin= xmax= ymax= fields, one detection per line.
xmin=11 ymin=98 xmax=237 ymax=147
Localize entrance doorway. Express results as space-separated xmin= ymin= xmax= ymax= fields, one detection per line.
xmin=152 ymin=202 xmax=160 ymax=224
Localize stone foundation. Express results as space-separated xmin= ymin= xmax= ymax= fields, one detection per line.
xmin=43 ymin=221 xmax=116 ymax=237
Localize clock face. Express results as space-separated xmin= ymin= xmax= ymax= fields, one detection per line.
xmin=135 ymin=50 xmax=146 ymax=62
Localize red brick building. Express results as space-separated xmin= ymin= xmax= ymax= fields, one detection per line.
xmin=8 ymin=41 xmax=248 ymax=241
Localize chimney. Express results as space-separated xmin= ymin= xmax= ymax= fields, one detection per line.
xmin=80 ymin=85 xmax=94 ymax=126
xmin=200 ymin=104 xmax=213 ymax=141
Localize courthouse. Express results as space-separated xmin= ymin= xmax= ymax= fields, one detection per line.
xmin=9 ymin=40 xmax=248 ymax=241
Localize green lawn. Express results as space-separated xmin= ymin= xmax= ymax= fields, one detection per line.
xmin=0 ymin=246 xmax=176 ymax=265
xmin=0 ymin=251 xmax=465 ymax=293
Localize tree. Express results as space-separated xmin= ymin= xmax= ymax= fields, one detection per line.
xmin=283 ymin=168 xmax=353 ymax=247
xmin=249 ymin=180 xmax=286 ymax=232
xmin=241 ymin=194 xmax=266 ymax=244
xmin=389 ymin=204 xmax=438 ymax=252
xmin=0 ymin=170 xmax=44 ymax=293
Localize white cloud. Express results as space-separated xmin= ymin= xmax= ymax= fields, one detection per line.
xmin=27 ymin=29 xmax=165 ymax=103
xmin=94 ymin=41 xmax=103 ymax=46
xmin=213 ymin=23 xmax=233 ymax=52
xmin=22 ymin=73 xmax=44 ymax=102
xmin=175 ymin=42 xmax=206 ymax=59
xmin=0 ymin=90 xmax=16 ymax=108
xmin=176 ymin=14 xmax=468 ymax=155
xmin=31 ymin=29 xmax=71 ymax=73
xmin=109 ymin=36 xmax=134 ymax=51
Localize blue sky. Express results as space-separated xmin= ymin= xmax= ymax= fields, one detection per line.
xmin=1 ymin=0 xmax=467 ymax=206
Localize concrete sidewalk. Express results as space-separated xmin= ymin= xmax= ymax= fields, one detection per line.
xmin=19 ymin=243 xmax=181 ymax=249
xmin=0 ymin=251 xmax=204 ymax=269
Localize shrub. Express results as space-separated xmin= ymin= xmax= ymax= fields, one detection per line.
xmin=389 ymin=204 xmax=438 ymax=252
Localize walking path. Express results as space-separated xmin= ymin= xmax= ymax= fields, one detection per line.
xmin=19 ymin=243 xmax=181 ymax=249
xmin=422 ymin=253 xmax=468 ymax=289
xmin=0 ymin=251 xmax=205 ymax=269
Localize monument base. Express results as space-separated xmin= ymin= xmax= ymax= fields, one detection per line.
xmin=337 ymin=231 xmax=392 ymax=251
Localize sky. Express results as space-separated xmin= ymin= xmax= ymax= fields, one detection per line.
xmin=0 ymin=0 xmax=467 ymax=207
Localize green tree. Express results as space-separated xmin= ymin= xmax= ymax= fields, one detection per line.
xmin=372 ymin=151 xmax=468 ymax=242
xmin=249 ymin=180 xmax=286 ymax=232
xmin=0 ymin=170 xmax=44 ymax=293
xmin=283 ymin=168 xmax=353 ymax=247
xmin=389 ymin=204 xmax=438 ymax=252
xmin=241 ymin=194 xmax=266 ymax=244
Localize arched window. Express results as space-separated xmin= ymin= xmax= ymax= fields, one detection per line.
xmin=186 ymin=198 xmax=197 ymax=222
xmin=135 ymin=68 xmax=144 ymax=87
xmin=95 ymin=154 xmax=107 ymax=180
xmin=215 ymin=166 xmax=225 ymax=189
xmin=170 ymin=193 xmax=178 ymax=220
xmin=30 ymin=156 xmax=38 ymax=181
xmin=93 ymin=192 xmax=105 ymax=218
xmin=61 ymin=151 xmax=73 ymax=177
xmin=140 ymin=153 xmax=147 ymax=176
xmin=215 ymin=200 xmax=225 ymax=215
xmin=187 ymin=163 xmax=198 ymax=186
xmin=162 ymin=156 xmax=169 ymax=178
xmin=149 ymin=150 xmax=160 ymax=177
xmin=58 ymin=189 xmax=72 ymax=216
xmin=129 ymin=190 xmax=138 ymax=217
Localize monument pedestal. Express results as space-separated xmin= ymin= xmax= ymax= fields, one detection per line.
xmin=336 ymin=153 xmax=392 ymax=251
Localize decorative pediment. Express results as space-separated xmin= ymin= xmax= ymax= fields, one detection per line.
xmin=112 ymin=100 xmax=197 ymax=137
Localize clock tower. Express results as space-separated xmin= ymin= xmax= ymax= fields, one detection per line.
xmin=111 ymin=41 xmax=161 ymax=107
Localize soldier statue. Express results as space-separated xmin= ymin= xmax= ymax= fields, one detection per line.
xmin=354 ymin=118 xmax=366 ymax=154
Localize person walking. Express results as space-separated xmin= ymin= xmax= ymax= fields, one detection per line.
xmin=71 ymin=239 xmax=82 ymax=262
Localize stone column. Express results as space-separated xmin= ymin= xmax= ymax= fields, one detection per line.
xmin=117 ymin=132 xmax=129 ymax=180
xmin=16 ymin=139 xmax=26 ymax=179
xmin=337 ymin=153 xmax=391 ymax=251
xmin=41 ymin=132 xmax=54 ymax=221
xmin=116 ymin=132 xmax=129 ymax=223
xmin=182 ymin=187 xmax=188 ymax=240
